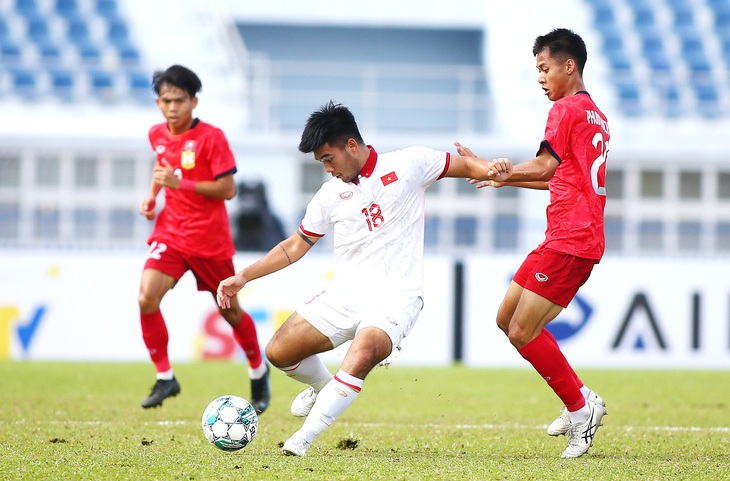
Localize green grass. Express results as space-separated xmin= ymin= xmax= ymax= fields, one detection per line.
xmin=1 ymin=361 xmax=729 ymax=480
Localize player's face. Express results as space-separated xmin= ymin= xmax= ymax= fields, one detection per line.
xmin=313 ymin=141 xmax=361 ymax=183
xmin=155 ymin=83 xmax=198 ymax=134
xmin=535 ymin=48 xmax=571 ymax=101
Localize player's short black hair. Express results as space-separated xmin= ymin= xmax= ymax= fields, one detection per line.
xmin=152 ymin=65 xmax=202 ymax=98
xmin=533 ymin=28 xmax=587 ymax=75
xmin=298 ymin=100 xmax=365 ymax=154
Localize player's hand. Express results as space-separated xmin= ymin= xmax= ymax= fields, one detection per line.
xmin=453 ymin=141 xmax=477 ymax=157
xmin=217 ymin=275 xmax=247 ymax=309
xmin=139 ymin=198 xmax=156 ymax=220
xmin=486 ymin=157 xmax=512 ymax=179
xmin=152 ymin=158 xmax=179 ymax=188
xmin=467 ymin=178 xmax=505 ymax=189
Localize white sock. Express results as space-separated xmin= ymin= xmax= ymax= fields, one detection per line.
xmin=248 ymin=362 xmax=268 ymax=380
xmin=297 ymin=369 xmax=363 ymax=444
xmin=281 ymin=355 xmax=333 ymax=392
xmin=157 ymin=369 xmax=174 ymax=381
xmin=580 ymin=385 xmax=591 ymax=399
xmin=568 ymin=404 xmax=591 ymax=425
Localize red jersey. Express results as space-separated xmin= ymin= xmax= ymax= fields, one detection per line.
xmin=538 ymin=92 xmax=609 ymax=260
xmin=147 ymin=119 xmax=237 ymax=259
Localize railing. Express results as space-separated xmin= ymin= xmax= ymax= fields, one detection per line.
xmin=242 ymin=54 xmax=493 ymax=134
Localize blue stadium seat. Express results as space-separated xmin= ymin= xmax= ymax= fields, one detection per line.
xmin=66 ymin=17 xmax=91 ymax=46
xmin=15 ymin=0 xmax=39 ymax=18
xmin=9 ymin=68 xmax=37 ymax=100
xmin=107 ymin=18 xmax=129 ymax=46
xmin=89 ymin=69 xmax=114 ymax=99
xmin=657 ymin=84 xmax=683 ymax=117
xmin=694 ymin=83 xmax=721 ymax=117
xmin=76 ymin=42 xmax=102 ymax=66
xmin=0 ymin=18 xmax=10 ymax=42
xmin=0 ymin=42 xmax=23 ymax=67
xmin=615 ymin=80 xmax=642 ymax=116
xmin=38 ymin=43 xmax=63 ymax=66
xmin=48 ymin=68 xmax=74 ymax=101
xmin=95 ymin=0 xmax=119 ymax=20
xmin=26 ymin=15 xmax=52 ymax=46
xmin=116 ymin=42 xmax=140 ymax=68
xmin=55 ymin=0 xmax=80 ymax=20
xmin=128 ymin=71 xmax=151 ymax=103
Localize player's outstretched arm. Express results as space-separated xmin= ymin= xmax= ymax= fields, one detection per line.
xmin=216 ymin=230 xmax=318 ymax=309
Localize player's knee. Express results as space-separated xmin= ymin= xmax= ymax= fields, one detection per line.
xmin=264 ymin=339 xmax=290 ymax=369
xmin=138 ymin=291 xmax=159 ymax=313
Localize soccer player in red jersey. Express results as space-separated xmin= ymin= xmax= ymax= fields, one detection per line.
xmin=137 ymin=65 xmax=270 ymax=412
xmin=456 ymin=29 xmax=609 ymax=458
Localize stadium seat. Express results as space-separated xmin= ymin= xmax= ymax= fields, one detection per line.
xmin=38 ymin=43 xmax=63 ymax=66
xmin=55 ymin=0 xmax=80 ymax=20
xmin=48 ymin=68 xmax=74 ymax=101
xmin=15 ymin=0 xmax=39 ymax=18
xmin=128 ymin=70 xmax=151 ymax=103
xmin=9 ymin=68 xmax=37 ymax=100
xmin=66 ymin=17 xmax=91 ymax=47
xmin=76 ymin=42 xmax=102 ymax=66
xmin=89 ymin=69 xmax=115 ymax=101
xmin=0 ymin=42 xmax=23 ymax=67
xmin=95 ymin=0 xmax=119 ymax=21
xmin=116 ymin=42 xmax=141 ymax=68
xmin=26 ymin=15 xmax=52 ymax=46
xmin=107 ymin=18 xmax=129 ymax=45
xmin=615 ymin=80 xmax=642 ymax=116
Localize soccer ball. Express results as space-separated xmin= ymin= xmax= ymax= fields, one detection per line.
xmin=201 ymin=395 xmax=258 ymax=451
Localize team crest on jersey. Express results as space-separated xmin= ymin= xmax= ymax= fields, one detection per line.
xmin=340 ymin=191 xmax=353 ymax=200
xmin=155 ymin=145 xmax=166 ymax=154
xmin=181 ymin=141 xmax=196 ymax=169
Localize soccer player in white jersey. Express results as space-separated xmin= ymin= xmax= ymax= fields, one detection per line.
xmin=216 ymin=101 xmax=508 ymax=456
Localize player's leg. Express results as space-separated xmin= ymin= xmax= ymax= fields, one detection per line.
xmin=138 ymin=267 xmax=180 ymax=408
xmin=282 ymin=326 xmax=392 ymax=456
xmin=282 ymin=296 xmax=422 ymax=456
xmin=219 ymin=295 xmax=271 ymax=413
xmin=191 ymin=256 xmax=271 ymax=413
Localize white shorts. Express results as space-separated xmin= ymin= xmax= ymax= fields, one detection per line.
xmin=296 ymin=288 xmax=424 ymax=356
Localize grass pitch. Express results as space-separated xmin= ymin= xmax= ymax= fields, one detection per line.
xmin=1 ymin=361 xmax=728 ymax=480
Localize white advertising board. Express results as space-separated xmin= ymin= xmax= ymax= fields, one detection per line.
xmin=463 ymin=255 xmax=730 ymax=368
xmin=0 ymin=251 xmax=453 ymax=367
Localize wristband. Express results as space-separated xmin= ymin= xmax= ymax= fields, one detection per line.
xmin=179 ymin=178 xmax=197 ymax=192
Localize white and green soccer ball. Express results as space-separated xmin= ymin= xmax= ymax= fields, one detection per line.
xmin=201 ymin=395 xmax=258 ymax=451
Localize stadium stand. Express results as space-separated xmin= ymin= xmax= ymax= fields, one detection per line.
xmin=0 ymin=0 xmax=727 ymax=257
xmin=0 ymin=0 xmax=148 ymax=104
xmin=586 ymin=0 xmax=730 ymax=118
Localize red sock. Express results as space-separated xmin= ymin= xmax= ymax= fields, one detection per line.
xmin=518 ymin=330 xmax=585 ymax=411
xmin=231 ymin=311 xmax=263 ymax=369
xmin=541 ymin=328 xmax=583 ymax=389
xmin=141 ymin=310 xmax=170 ymax=373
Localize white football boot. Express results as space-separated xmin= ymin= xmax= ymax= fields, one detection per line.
xmin=282 ymin=435 xmax=310 ymax=457
xmin=561 ymin=402 xmax=607 ymax=458
xmin=547 ymin=390 xmax=606 ymax=436
xmin=290 ymin=387 xmax=317 ymax=417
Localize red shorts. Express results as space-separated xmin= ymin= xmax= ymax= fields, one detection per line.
xmin=512 ymin=246 xmax=598 ymax=308
xmin=143 ymin=241 xmax=235 ymax=294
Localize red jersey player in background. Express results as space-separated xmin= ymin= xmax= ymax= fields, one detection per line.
xmin=137 ymin=65 xmax=270 ymax=413
xmin=456 ymin=28 xmax=609 ymax=458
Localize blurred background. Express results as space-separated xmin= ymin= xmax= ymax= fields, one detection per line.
xmin=0 ymin=0 xmax=727 ymax=367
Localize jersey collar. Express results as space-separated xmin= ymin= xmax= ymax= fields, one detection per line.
xmin=356 ymin=145 xmax=378 ymax=182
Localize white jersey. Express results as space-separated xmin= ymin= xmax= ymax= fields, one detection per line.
xmin=300 ymin=146 xmax=450 ymax=298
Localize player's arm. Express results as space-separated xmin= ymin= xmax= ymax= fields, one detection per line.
xmin=451 ymin=141 xmax=550 ymax=190
xmin=216 ymin=230 xmax=319 ymax=309
xmin=139 ymin=165 xmax=164 ymax=220
xmin=503 ymin=148 xmax=559 ymax=183
xmin=153 ymin=159 xmax=237 ymax=200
